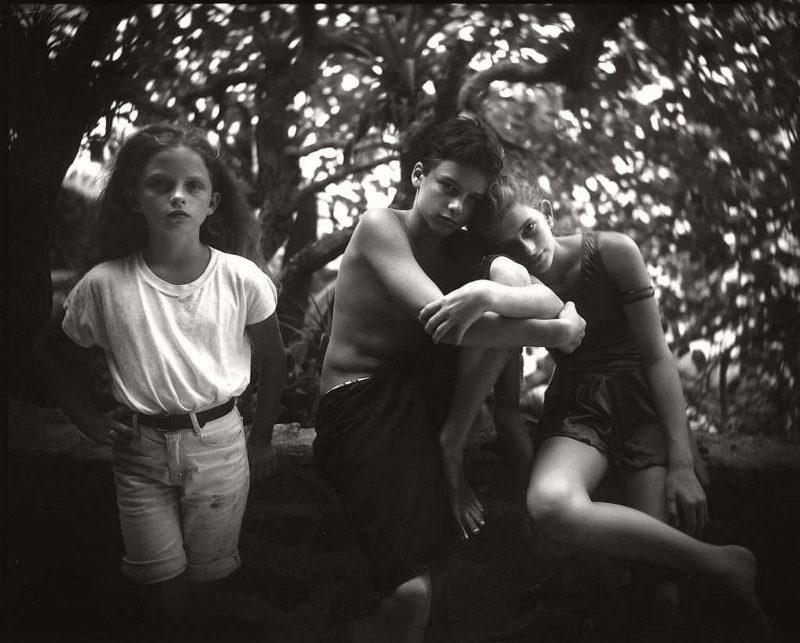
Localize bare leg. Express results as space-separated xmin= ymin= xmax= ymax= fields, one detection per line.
xmin=440 ymin=344 xmax=516 ymax=537
xmin=528 ymin=437 xmax=771 ymax=635
xmin=439 ymin=263 xmax=531 ymax=537
xmin=623 ymin=466 xmax=681 ymax=640
xmin=188 ymin=579 xmax=220 ymax=634
xmin=137 ymin=573 xmax=190 ymax=642
xmin=492 ymin=352 xmax=535 ymax=491
xmin=351 ymin=574 xmax=432 ymax=643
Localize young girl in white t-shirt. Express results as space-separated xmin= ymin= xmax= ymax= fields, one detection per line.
xmin=37 ymin=123 xmax=286 ymax=638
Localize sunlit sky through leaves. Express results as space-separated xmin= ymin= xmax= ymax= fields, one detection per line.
xmin=56 ymin=3 xmax=797 ymax=392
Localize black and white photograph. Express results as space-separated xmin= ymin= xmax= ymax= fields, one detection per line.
xmin=6 ymin=3 xmax=799 ymax=642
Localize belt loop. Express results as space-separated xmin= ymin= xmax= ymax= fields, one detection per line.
xmin=189 ymin=411 xmax=203 ymax=435
xmin=131 ymin=412 xmax=139 ymax=432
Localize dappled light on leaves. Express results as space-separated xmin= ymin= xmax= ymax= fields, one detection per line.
xmin=20 ymin=2 xmax=797 ymax=433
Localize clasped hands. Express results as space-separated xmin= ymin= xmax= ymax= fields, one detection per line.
xmin=419 ymin=281 xmax=586 ymax=353
xmin=420 ymin=281 xmax=493 ymax=344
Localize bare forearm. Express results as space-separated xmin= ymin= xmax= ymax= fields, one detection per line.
xmin=450 ymin=313 xmax=571 ymax=348
xmin=250 ymin=360 xmax=286 ymax=442
xmin=486 ymin=282 xmax=564 ymax=319
xmin=645 ymin=356 xmax=693 ymax=468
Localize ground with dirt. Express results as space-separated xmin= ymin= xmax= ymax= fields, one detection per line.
xmin=6 ymin=397 xmax=800 ymax=642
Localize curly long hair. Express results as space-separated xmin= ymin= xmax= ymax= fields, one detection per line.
xmin=88 ymin=123 xmax=264 ymax=268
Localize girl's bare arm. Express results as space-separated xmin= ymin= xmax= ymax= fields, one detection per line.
xmin=245 ymin=313 xmax=287 ymax=481
xmin=34 ymin=326 xmax=135 ymax=446
xmin=420 ymin=256 xmax=566 ymax=344
xmin=600 ymin=232 xmax=707 ymax=535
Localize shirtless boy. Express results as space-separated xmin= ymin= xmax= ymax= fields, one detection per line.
xmin=313 ymin=117 xmax=586 ymax=643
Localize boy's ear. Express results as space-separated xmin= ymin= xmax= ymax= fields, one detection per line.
xmin=411 ymin=162 xmax=425 ymax=187
xmin=207 ymin=191 xmax=221 ymax=215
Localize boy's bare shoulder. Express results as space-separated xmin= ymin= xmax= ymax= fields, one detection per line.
xmin=357 ymin=207 xmax=403 ymax=232
xmin=351 ymin=207 xmax=408 ymax=249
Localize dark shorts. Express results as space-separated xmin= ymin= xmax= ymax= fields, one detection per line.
xmin=313 ymin=345 xmax=460 ymax=618
xmin=538 ymin=367 xmax=668 ymax=469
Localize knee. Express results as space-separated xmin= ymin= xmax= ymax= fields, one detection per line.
xmin=488 ymin=256 xmax=530 ymax=288
xmin=390 ymin=575 xmax=432 ymax=623
xmin=526 ymin=482 xmax=586 ymax=540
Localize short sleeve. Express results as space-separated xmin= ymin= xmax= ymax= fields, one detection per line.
xmin=244 ymin=265 xmax=278 ymax=325
xmin=61 ymin=275 xmax=107 ymax=349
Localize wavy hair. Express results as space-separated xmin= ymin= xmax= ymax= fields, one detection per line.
xmin=417 ymin=116 xmax=505 ymax=181
xmin=468 ymin=170 xmax=552 ymax=243
xmin=88 ymin=123 xmax=264 ymax=269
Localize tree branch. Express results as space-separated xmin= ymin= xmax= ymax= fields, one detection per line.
xmin=458 ymin=4 xmax=635 ymax=112
xmin=315 ymin=29 xmax=375 ymax=59
xmin=279 ymin=225 xmax=356 ymax=285
xmin=294 ymin=154 xmax=400 ymax=202
xmin=287 ymin=138 xmax=399 ymax=157
xmin=435 ymin=32 xmax=489 ymax=121
xmin=458 ymin=58 xmax=569 ymax=113
xmin=179 ymin=70 xmax=262 ymax=104
xmin=60 ymin=4 xmax=136 ymax=76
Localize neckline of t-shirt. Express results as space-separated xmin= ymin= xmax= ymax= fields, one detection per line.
xmin=134 ymin=247 xmax=219 ymax=297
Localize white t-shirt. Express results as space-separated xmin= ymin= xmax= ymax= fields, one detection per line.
xmin=62 ymin=248 xmax=278 ymax=415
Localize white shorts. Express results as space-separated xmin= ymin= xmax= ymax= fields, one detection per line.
xmin=111 ymin=406 xmax=250 ymax=584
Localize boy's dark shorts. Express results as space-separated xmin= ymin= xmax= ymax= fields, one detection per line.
xmin=313 ymin=344 xmax=460 ymax=621
xmin=538 ymin=366 xmax=668 ymax=469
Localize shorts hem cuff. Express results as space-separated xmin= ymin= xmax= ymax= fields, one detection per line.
xmin=121 ymin=554 xmax=187 ymax=585
xmin=187 ymin=552 xmax=241 ymax=583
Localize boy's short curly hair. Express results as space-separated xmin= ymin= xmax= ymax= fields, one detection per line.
xmin=416 ymin=116 xmax=505 ymax=180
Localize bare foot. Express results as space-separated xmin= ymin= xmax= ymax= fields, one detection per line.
xmin=710 ymin=546 xmax=773 ymax=638
xmin=441 ymin=454 xmax=484 ymax=539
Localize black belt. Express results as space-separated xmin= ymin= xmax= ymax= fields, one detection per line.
xmin=135 ymin=398 xmax=236 ymax=432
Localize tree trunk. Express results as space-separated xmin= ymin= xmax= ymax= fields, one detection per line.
xmin=277 ymin=193 xmax=319 ymax=343
xmin=7 ymin=5 xmax=135 ymax=402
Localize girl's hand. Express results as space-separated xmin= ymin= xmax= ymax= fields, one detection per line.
xmin=419 ymin=281 xmax=493 ymax=345
xmin=83 ymin=409 xmax=137 ymax=446
xmin=557 ymin=302 xmax=586 ymax=353
xmin=665 ymin=466 xmax=708 ymax=536
xmin=248 ymin=439 xmax=277 ymax=482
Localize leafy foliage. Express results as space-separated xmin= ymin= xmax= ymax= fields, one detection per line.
xmin=19 ymin=2 xmax=799 ymax=434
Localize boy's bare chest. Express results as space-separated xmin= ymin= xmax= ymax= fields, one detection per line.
xmin=414 ymin=244 xmax=477 ymax=293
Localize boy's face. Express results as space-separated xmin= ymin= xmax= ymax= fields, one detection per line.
xmin=481 ymin=203 xmax=555 ymax=275
xmin=412 ymin=160 xmax=489 ymax=236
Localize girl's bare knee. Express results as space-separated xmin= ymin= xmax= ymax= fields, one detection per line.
xmin=488 ymin=256 xmax=530 ymax=287
xmin=391 ymin=575 xmax=432 ymax=621
xmin=526 ymin=483 xmax=586 ymax=540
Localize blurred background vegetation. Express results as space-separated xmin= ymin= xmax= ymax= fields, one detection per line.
xmin=7 ymin=2 xmax=798 ymax=437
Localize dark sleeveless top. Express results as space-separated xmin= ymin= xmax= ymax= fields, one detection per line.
xmin=485 ymin=233 xmax=667 ymax=466
xmin=550 ymin=231 xmax=642 ymax=375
